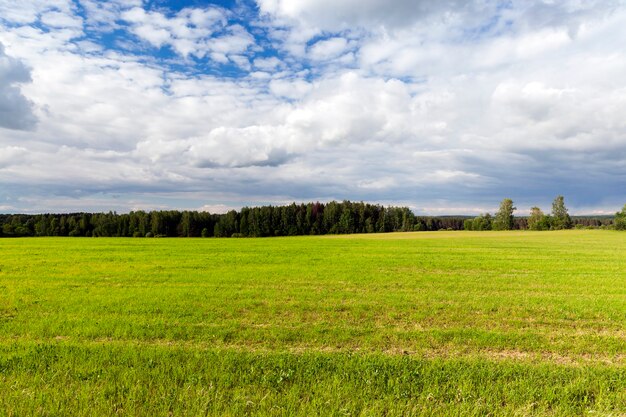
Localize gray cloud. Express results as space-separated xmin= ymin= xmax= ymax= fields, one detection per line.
xmin=0 ymin=43 xmax=37 ymax=130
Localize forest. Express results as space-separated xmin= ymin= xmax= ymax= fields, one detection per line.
xmin=0 ymin=198 xmax=623 ymax=238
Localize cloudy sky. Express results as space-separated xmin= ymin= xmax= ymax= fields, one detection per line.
xmin=1 ymin=0 xmax=625 ymax=215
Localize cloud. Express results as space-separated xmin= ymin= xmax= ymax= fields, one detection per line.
xmin=253 ymin=56 xmax=282 ymax=71
xmin=187 ymin=125 xmax=296 ymax=168
xmin=308 ymin=37 xmax=350 ymax=61
xmin=120 ymin=6 xmax=254 ymax=61
xmin=0 ymin=43 xmax=37 ymax=130
xmin=269 ymin=78 xmax=311 ymax=99
xmin=198 ymin=203 xmax=238 ymax=214
xmin=256 ymin=0 xmax=469 ymax=32
xmin=0 ymin=0 xmax=75 ymax=25
xmin=258 ymin=0 xmax=621 ymax=38
xmin=0 ymin=146 xmax=28 ymax=168
xmin=40 ymin=10 xmax=83 ymax=29
xmin=78 ymin=0 xmax=142 ymax=31
xmin=1 ymin=0 xmax=626 ymax=214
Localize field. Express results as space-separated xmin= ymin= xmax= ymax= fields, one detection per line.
xmin=1 ymin=231 xmax=626 ymax=416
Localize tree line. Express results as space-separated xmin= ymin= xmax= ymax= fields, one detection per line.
xmin=0 ymin=201 xmax=466 ymax=238
xmin=464 ymin=196 xmax=621 ymax=231
xmin=0 ymin=198 xmax=622 ymax=238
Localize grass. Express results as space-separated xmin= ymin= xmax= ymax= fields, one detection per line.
xmin=1 ymin=230 xmax=626 ymax=415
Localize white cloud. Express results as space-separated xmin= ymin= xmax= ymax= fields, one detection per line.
xmin=308 ymin=37 xmax=349 ymax=61
xmin=253 ymin=56 xmax=282 ymax=71
xmin=120 ymin=6 xmax=253 ymax=60
xmin=284 ymin=72 xmax=416 ymax=145
xmin=230 ymin=54 xmax=251 ymax=70
xmin=206 ymin=24 xmax=254 ymax=56
xmin=0 ymin=146 xmax=28 ymax=168
xmin=133 ymin=24 xmax=171 ymax=47
xmin=40 ymin=11 xmax=83 ymax=29
xmin=269 ymin=78 xmax=311 ymax=99
xmin=185 ymin=125 xmax=295 ymax=168
xmin=198 ymin=204 xmax=238 ymax=214
xmin=78 ymin=0 xmax=142 ymax=31
xmin=0 ymin=0 xmax=75 ymax=25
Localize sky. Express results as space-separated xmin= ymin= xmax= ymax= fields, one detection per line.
xmin=1 ymin=0 xmax=625 ymax=215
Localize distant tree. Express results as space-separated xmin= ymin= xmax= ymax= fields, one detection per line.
xmin=2 ymin=222 xmax=14 ymax=236
xmin=180 ymin=211 xmax=192 ymax=237
xmin=34 ymin=216 xmax=48 ymax=236
xmin=468 ymin=213 xmax=492 ymax=231
xmin=239 ymin=208 xmax=250 ymax=236
xmin=377 ymin=207 xmax=391 ymax=233
xmin=411 ymin=219 xmax=424 ymax=231
xmin=493 ymin=198 xmax=516 ymax=230
xmin=527 ymin=206 xmax=551 ymax=231
xmin=150 ymin=211 xmax=163 ymax=236
xmin=50 ymin=217 xmax=60 ymax=236
xmin=0 ymin=201 xmax=517 ymax=238
xmin=80 ymin=213 xmax=91 ymax=235
xmin=213 ymin=222 xmax=223 ymax=238
xmin=323 ymin=201 xmax=340 ymax=234
xmin=551 ymin=196 xmax=572 ymax=230
xmin=338 ymin=203 xmax=355 ymax=234
xmin=614 ymin=205 xmax=626 ymax=231
xmin=400 ymin=208 xmax=415 ymax=232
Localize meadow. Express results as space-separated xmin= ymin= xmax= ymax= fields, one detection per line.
xmin=1 ymin=231 xmax=625 ymax=416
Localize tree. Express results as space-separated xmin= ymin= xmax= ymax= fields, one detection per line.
xmin=493 ymin=198 xmax=516 ymax=230
xmin=400 ymin=208 xmax=415 ymax=232
xmin=527 ymin=206 xmax=550 ymax=231
xmin=614 ymin=204 xmax=626 ymax=230
xmin=323 ymin=201 xmax=340 ymax=234
xmin=239 ymin=208 xmax=250 ymax=236
xmin=551 ymin=195 xmax=572 ymax=230
xmin=468 ymin=213 xmax=492 ymax=231
xmin=338 ymin=208 xmax=354 ymax=234
xmin=180 ymin=211 xmax=192 ymax=237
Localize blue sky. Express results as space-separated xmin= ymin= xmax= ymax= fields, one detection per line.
xmin=0 ymin=0 xmax=625 ymax=214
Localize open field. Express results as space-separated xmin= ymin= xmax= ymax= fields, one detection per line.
xmin=1 ymin=231 xmax=626 ymax=416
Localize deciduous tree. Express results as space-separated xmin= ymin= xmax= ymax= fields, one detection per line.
xmin=527 ymin=206 xmax=550 ymax=230
xmin=493 ymin=198 xmax=516 ymax=230
xmin=614 ymin=204 xmax=626 ymax=230
xmin=551 ymin=196 xmax=572 ymax=230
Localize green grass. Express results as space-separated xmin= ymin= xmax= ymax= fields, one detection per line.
xmin=1 ymin=231 xmax=626 ymax=416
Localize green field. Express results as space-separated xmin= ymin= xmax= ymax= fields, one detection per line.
xmin=1 ymin=231 xmax=626 ymax=416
